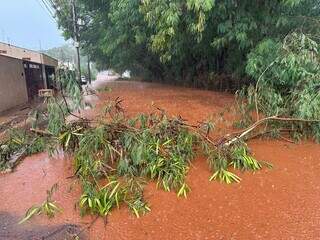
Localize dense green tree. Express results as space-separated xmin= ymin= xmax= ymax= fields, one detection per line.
xmin=51 ymin=0 xmax=319 ymax=85
xmin=48 ymin=0 xmax=320 ymax=141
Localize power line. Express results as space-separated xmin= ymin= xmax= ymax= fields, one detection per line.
xmin=44 ymin=0 xmax=61 ymax=17
xmin=36 ymin=0 xmax=56 ymax=23
xmin=36 ymin=0 xmax=54 ymax=19
xmin=42 ymin=0 xmax=56 ymax=20
xmin=41 ymin=0 xmax=55 ymax=16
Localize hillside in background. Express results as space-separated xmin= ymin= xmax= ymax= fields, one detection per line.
xmin=43 ymin=44 xmax=98 ymax=80
xmin=43 ymin=44 xmax=76 ymax=64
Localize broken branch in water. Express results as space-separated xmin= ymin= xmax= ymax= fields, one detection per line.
xmin=219 ymin=116 xmax=320 ymax=146
xmin=30 ymin=128 xmax=53 ymax=136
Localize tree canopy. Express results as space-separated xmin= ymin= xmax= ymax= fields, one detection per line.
xmin=50 ymin=0 xmax=320 ymax=141
xmin=51 ymin=0 xmax=319 ymax=84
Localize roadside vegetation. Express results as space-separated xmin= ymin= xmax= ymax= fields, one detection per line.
xmin=51 ymin=0 xmax=319 ymax=84
xmin=19 ymin=183 xmax=61 ymax=224
xmin=49 ymin=0 xmax=320 ymax=140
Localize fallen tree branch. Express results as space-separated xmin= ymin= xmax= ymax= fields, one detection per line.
xmin=30 ymin=128 xmax=53 ymax=136
xmin=221 ymin=116 xmax=320 ymax=146
xmin=278 ymin=135 xmax=295 ymax=143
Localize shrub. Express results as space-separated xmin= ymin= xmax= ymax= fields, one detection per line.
xmin=244 ymin=32 xmax=320 ymax=141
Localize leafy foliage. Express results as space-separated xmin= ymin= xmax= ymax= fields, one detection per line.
xmin=71 ymin=109 xmax=197 ymax=216
xmin=0 ymin=129 xmax=47 ymax=171
xmin=244 ymin=32 xmax=320 ymax=141
xmin=45 ymin=97 xmax=268 ymax=217
xmin=203 ymin=142 xmax=267 ymax=184
xmin=19 ymin=183 xmax=61 ymax=224
xmin=50 ymin=0 xmax=319 ymax=84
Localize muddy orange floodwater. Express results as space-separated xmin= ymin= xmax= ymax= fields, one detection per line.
xmin=1 ymin=75 xmax=320 ymax=240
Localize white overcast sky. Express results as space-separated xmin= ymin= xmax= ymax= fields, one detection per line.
xmin=0 ymin=0 xmax=66 ymax=50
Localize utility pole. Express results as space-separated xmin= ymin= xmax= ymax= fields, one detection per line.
xmin=1 ymin=29 xmax=5 ymax=42
xmin=39 ymin=40 xmax=42 ymax=51
xmin=87 ymin=55 xmax=91 ymax=84
xmin=72 ymin=0 xmax=81 ymax=85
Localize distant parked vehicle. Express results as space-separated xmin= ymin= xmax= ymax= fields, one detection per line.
xmin=81 ymin=76 xmax=87 ymax=85
xmin=122 ymin=70 xmax=131 ymax=79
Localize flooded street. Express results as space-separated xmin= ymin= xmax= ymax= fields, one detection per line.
xmin=1 ymin=74 xmax=320 ymax=239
